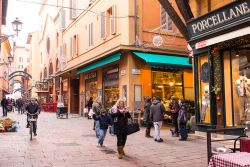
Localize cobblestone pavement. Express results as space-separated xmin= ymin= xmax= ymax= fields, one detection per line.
xmin=0 ymin=111 xmax=208 ymax=167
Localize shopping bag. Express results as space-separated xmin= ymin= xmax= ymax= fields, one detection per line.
xmin=88 ymin=109 xmax=94 ymax=118
xmin=127 ymin=122 xmax=140 ymax=135
xmin=83 ymin=108 xmax=88 ymax=114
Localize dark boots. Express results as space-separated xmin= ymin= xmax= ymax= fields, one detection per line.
xmin=145 ymin=128 xmax=152 ymax=137
xmin=117 ymin=146 xmax=123 ymax=159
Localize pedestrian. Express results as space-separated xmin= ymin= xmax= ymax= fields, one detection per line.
xmin=169 ymin=96 xmax=180 ymax=137
xmin=150 ymin=96 xmax=166 ymax=142
xmin=178 ymin=101 xmax=188 ymax=141
xmin=1 ymin=97 xmax=7 ymax=117
xmin=93 ymin=108 xmax=111 ymax=147
xmin=86 ymin=97 xmax=93 ymax=119
xmin=143 ymin=96 xmax=153 ymax=138
xmin=92 ymin=97 xmax=102 ymax=138
xmin=111 ymin=99 xmax=131 ymax=159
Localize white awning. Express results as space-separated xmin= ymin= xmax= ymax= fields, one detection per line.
xmin=195 ymin=26 xmax=250 ymax=49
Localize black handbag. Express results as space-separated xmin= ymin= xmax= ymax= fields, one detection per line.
xmin=127 ymin=121 xmax=140 ymax=135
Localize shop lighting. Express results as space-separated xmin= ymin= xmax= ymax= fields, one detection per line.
xmin=158 ymin=85 xmax=163 ymax=88
xmin=169 ymin=82 xmax=174 ymax=86
xmin=236 ymin=51 xmax=240 ymax=57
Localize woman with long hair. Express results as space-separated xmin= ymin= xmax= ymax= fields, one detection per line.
xmin=111 ymin=99 xmax=131 ymax=159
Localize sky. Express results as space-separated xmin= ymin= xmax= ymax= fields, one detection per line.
xmin=3 ymin=0 xmax=40 ymax=45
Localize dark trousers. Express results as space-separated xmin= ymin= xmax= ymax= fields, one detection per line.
xmin=3 ymin=106 xmax=7 ymax=116
xmin=179 ymin=122 xmax=188 ymax=139
xmin=172 ymin=113 xmax=179 ymax=134
xmin=116 ymin=133 xmax=127 ymax=147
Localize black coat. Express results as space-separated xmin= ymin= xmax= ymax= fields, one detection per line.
xmin=93 ymin=114 xmax=111 ymax=130
xmin=26 ymin=103 xmax=39 ymax=118
xmin=143 ymin=102 xmax=152 ymax=122
xmin=1 ymin=98 xmax=7 ymax=107
xmin=111 ymin=110 xmax=131 ymax=134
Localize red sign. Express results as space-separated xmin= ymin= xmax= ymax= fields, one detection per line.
xmin=195 ymin=41 xmax=207 ymax=49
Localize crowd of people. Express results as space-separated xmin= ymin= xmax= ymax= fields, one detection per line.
xmin=86 ymin=95 xmax=188 ymax=159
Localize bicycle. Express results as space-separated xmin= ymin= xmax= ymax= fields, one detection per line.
xmin=27 ymin=111 xmax=39 ymax=141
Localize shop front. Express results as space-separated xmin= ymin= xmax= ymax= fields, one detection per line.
xmin=187 ymin=0 xmax=250 ymax=133
xmin=103 ymin=65 xmax=119 ymax=109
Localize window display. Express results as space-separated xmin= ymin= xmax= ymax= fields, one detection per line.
xmin=85 ymin=72 xmax=98 ymax=103
xmin=198 ymin=55 xmax=210 ymax=124
xmin=224 ymin=44 xmax=250 ymax=126
xmin=152 ymin=71 xmax=183 ymax=110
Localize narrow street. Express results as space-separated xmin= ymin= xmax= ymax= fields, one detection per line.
xmin=0 ymin=111 xmax=207 ymax=167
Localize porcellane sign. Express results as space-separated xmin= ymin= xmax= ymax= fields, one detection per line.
xmin=187 ymin=0 xmax=250 ymax=42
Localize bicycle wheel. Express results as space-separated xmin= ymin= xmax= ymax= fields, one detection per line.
xmin=30 ymin=122 xmax=33 ymax=140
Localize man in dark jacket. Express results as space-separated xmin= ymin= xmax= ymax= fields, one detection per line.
xmin=26 ymin=97 xmax=40 ymax=136
xmin=150 ymin=96 xmax=166 ymax=142
xmin=143 ymin=96 xmax=152 ymax=137
xmin=1 ymin=97 xmax=7 ymax=117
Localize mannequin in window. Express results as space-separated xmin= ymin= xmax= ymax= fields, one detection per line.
xmin=236 ymin=75 xmax=250 ymax=97
xmin=201 ymin=85 xmax=210 ymax=121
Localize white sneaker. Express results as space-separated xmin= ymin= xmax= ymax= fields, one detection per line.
xmin=97 ymin=143 xmax=101 ymax=147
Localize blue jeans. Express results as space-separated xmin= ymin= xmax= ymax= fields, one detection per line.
xmin=98 ymin=129 xmax=107 ymax=145
xmin=95 ymin=120 xmax=100 ymax=138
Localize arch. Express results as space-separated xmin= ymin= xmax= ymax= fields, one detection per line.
xmin=44 ymin=67 xmax=47 ymax=78
xmin=49 ymin=62 xmax=53 ymax=75
xmin=9 ymin=71 xmax=32 ymax=80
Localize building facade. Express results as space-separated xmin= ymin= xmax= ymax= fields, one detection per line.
xmin=188 ymin=0 xmax=250 ymax=133
xmin=55 ymin=0 xmax=193 ymax=115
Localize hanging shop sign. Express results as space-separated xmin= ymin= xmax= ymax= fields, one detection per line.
xmin=187 ymin=0 xmax=250 ymax=43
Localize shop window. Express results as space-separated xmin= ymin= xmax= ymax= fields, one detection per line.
xmin=198 ymin=55 xmax=210 ymax=124
xmin=152 ymin=71 xmax=183 ymax=110
xmin=224 ymin=44 xmax=250 ymax=126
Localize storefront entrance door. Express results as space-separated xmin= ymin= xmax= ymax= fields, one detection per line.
xmin=70 ymin=78 xmax=79 ymax=114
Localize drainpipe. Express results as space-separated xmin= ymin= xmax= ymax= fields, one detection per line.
xmin=134 ymin=0 xmax=138 ymax=45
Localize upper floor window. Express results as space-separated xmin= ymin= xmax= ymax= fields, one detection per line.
xmin=56 ymin=32 xmax=59 ymax=48
xmin=46 ymin=37 xmax=50 ymax=54
xmin=27 ymin=58 xmax=30 ymax=62
xmin=89 ymin=22 xmax=93 ymax=47
xmin=19 ymin=57 xmax=23 ymax=62
xmin=100 ymin=12 xmax=106 ymax=39
xmin=70 ymin=0 xmax=77 ymax=19
xmin=160 ymin=5 xmax=173 ymax=32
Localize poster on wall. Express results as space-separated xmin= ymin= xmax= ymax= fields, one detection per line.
xmin=134 ymin=85 xmax=142 ymax=102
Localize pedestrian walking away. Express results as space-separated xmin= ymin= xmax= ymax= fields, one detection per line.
xmin=111 ymin=99 xmax=131 ymax=159
xmin=178 ymin=100 xmax=188 ymax=141
xmin=150 ymin=96 xmax=166 ymax=142
xmin=93 ymin=108 xmax=111 ymax=147
xmin=143 ymin=96 xmax=153 ymax=138
xmin=86 ymin=97 xmax=93 ymax=119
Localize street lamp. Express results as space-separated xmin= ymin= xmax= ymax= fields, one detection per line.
xmin=12 ymin=17 xmax=23 ymax=37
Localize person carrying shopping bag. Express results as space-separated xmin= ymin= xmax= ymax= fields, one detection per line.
xmin=111 ymin=99 xmax=131 ymax=159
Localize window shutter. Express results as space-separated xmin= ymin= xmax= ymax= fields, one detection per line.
xmin=160 ymin=5 xmax=167 ymax=29
xmin=76 ymin=34 xmax=79 ymax=55
xmin=89 ymin=23 xmax=93 ymax=46
xmin=88 ymin=24 xmax=91 ymax=46
xmin=69 ymin=0 xmax=72 ymax=19
xmin=111 ymin=5 xmax=116 ymax=35
xmin=101 ymin=12 xmax=106 ymax=39
xmin=167 ymin=14 xmax=173 ymax=31
xmin=61 ymin=10 xmax=66 ymax=29
xmin=60 ymin=45 xmax=63 ymax=57
xmin=70 ymin=37 xmax=73 ymax=58
xmin=72 ymin=0 xmax=77 ymax=19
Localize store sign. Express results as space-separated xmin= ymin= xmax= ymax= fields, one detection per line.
xmin=132 ymin=69 xmax=141 ymax=75
xmin=85 ymin=71 xmax=97 ymax=80
xmin=187 ymin=0 xmax=250 ymax=42
xmin=121 ymin=70 xmax=126 ymax=76
xmin=107 ymin=68 xmax=119 ymax=74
